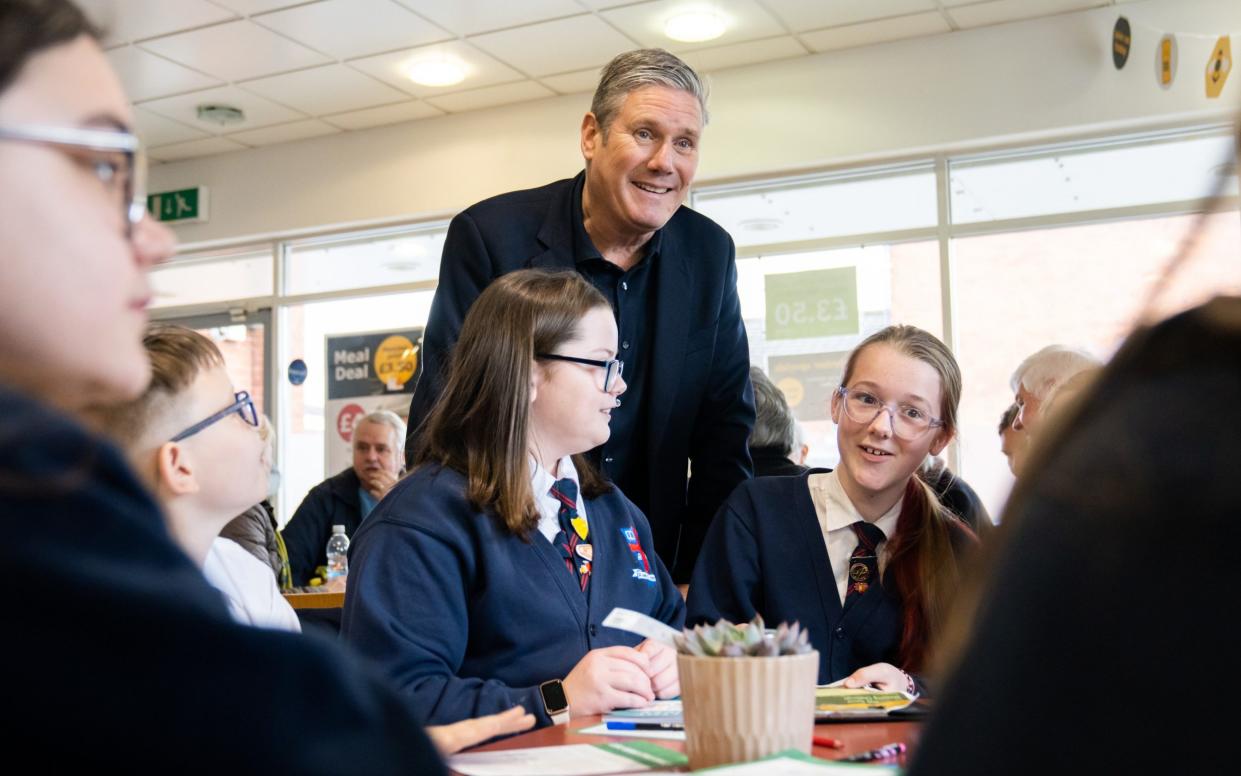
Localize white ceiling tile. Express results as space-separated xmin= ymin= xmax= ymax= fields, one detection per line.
xmin=393 ymin=0 xmax=584 ymax=36
xmin=540 ymin=68 xmax=604 ymax=95
xmin=323 ymin=101 xmax=444 ymax=130
xmin=759 ymin=0 xmax=937 ymax=32
xmin=255 ymin=0 xmax=452 ymax=59
xmin=425 ymin=80 xmax=557 ymax=112
xmin=469 ymin=15 xmax=639 ymax=77
xmin=209 ymin=0 xmax=308 ymax=13
xmin=801 ymin=12 xmax=952 ymax=53
xmin=601 ymin=0 xmax=787 ymax=53
xmin=225 ymin=119 xmax=341 ymax=146
xmin=242 ymin=64 xmax=411 ymax=115
xmin=80 ymin=0 xmax=236 ymax=46
xmin=148 ymin=136 xmax=248 ymax=162
xmin=350 ymin=41 xmax=525 ymax=98
xmin=132 ymin=107 xmax=209 ymax=147
xmin=679 ymin=35 xmax=806 ymax=72
xmin=106 ymin=46 xmax=222 ymax=102
xmin=946 ymin=0 xmax=1106 ymax=29
xmin=139 ymin=85 xmax=306 ymax=132
xmin=138 ymin=20 xmax=331 ymax=82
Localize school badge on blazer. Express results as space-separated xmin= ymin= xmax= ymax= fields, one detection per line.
xmin=621 ymin=527 xmax=657 ymax=583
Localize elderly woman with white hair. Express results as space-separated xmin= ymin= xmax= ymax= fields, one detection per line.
xmin=1007 ymin=345 xmax=1100 ymax=475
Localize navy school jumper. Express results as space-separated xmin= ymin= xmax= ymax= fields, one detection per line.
xmin=0 ymin=387 xmax=444 ymax=772
xmin=687 ymin=470 xmax=972 ymax=685
xmin=341 ymin=464 xmax=686 ymax=728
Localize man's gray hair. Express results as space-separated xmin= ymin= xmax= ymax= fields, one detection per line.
xmin=591 ymin=48 xmax=709 ymax=136
xmin=748 ymin=366 xmax=795 ymax=455
xmin=356 ymin=410 xmax=407 ymax=455
xmin=1009 ymin=345 xmax=1101 ymax=401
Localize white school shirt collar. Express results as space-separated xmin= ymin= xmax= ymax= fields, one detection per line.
xmin=807 ymin=470 xmax=902 ymax=604
xmin=530 ymin=455 xmax=585 ymax=543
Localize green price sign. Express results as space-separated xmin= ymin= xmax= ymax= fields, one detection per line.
xmin=764 ymin=267 xmax=859 ymax=340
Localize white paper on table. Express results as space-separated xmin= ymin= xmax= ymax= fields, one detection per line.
xmin=692 ymin=755 xmax=900 ymax=774
xmin=577 ymin=723 xmax=686 ymax=741
xmin=448 ymin=742 xmax=683 ymax=776
xmin=602 ymin=607 xmax=680 ymax=646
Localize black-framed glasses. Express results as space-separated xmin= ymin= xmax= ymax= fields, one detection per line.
xmin=0 ymin=124 xmax=146 ymax=237
xmin=536 ymin=353 xmax=625 ymax=392
xmin=836 ymin=386 xmax=944 ymax=441
xmin=171 ymin=391 xmax=259 ymax=443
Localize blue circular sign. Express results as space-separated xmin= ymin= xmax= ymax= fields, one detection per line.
xmin=287 ymin=358 xmax=308 ymax=386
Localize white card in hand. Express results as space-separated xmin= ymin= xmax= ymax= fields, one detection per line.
xmin=602 ymin=607 xmax=679 ymax=646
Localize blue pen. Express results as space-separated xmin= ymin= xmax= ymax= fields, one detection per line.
xmin=605 ymin=721 xmax=684 ymax=731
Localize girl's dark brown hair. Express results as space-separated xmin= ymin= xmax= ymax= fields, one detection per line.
xmin=413 ymin=269 xmax=613 ymax=537
xmin=0 ymin=0 xmax=98 ymax=94
xmin=838 ymin=324 xmax=978 ymax=673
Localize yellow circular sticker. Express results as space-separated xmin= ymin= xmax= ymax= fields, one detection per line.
xmin=374 ymin=335 xmax=419 ymax=390
xmin=777 ymin=377 xmax=805 ymax=408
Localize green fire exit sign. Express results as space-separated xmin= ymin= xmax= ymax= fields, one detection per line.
xmin=147 ymin=187 xmax=208 ymax=223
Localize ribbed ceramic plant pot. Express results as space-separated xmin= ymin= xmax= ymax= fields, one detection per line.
xmin=677 ymin=650 xmax=819 ymax=770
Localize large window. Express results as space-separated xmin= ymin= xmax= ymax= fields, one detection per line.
xmin=695 ymin=124 xmax=1239 ymax=519
xmin=158 ymin=123 xmax=1239 ymax=525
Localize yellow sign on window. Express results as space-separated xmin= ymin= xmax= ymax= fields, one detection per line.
xmin=1206 ymin=36 xmax=1232 ymax=99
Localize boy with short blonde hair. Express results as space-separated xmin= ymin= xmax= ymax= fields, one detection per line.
xmin=92 ymin=325 xmax=297 ymax=631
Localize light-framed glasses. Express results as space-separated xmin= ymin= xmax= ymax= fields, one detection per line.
xmin=836 ymin=386 xmax=944 ymax=441
xmin=171 ymin=391 xmax=259 ymax=443
xmin=536 ymin=353 xmax=625 ymax=392
xmin=0 ymin=123 xmax=146 ymax=237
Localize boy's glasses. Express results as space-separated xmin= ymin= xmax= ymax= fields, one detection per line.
xmin=536 ymin=353 xmax=625 ymax=392
xmin=0 ymin=124 xmax=146 ymax=238
xmin=171 ymin=391 xmax=259 ymax=442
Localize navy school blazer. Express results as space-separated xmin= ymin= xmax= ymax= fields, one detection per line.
xmin=340 ymin=463 xmax=686 ymax=728
xmin=405 ymin=172 xmax=755 ymax=581
xmin=686 ymin=470 xmax=973 ymax=685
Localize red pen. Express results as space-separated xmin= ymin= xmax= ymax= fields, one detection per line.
xmin=812 ymin=734 xmax=844 ymax=749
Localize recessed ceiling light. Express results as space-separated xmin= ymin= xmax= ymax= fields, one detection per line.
xmin=404 ymin=58 xmax=466 ymax=87
xmin=665 ymin=11 xmax=726 ymax=43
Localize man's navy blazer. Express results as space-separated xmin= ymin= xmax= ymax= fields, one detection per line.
xmin=407 ymin=172 xmax=755 ymax=580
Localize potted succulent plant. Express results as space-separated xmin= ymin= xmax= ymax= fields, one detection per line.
xmin=674 ymin=615 xmax=819 ymax=770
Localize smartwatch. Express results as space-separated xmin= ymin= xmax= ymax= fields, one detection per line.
xmin=539 ymin=679 xmax=570 ymax=725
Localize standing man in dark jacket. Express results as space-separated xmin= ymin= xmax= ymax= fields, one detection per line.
xmin=283 ymin=410 xmax=405 ymax=585
xmin=406 ymin=49 xmax=755 ymax=581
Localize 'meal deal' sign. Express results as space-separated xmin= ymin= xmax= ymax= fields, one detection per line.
xmin=323 ymin=328 xmax=422 ymax=476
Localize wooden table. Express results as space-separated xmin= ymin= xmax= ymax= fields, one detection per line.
xmin=281 ymin=590 xmax=344 ymax=609
xmin=454 ymin=714 xmax=920 ymax=773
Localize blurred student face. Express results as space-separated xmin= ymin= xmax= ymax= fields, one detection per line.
xmin=529 ymin=306 xmax=627 ymax=468
xmin=0 ymin=36 xmax=175 ymax=411
xmin=831 ymin=343 xmax=952 ymax=510
xmin=352 ymin=420 xmax=401 ymax=479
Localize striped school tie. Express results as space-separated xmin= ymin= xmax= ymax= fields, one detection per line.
xmin=550 ymin=478 xmax=591 ymax=592
xmin=844 ymin=520 xmax=885 ymax=609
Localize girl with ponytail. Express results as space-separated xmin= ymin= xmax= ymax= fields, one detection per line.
xmin=686 ymin=325 xmax=977 ymax=691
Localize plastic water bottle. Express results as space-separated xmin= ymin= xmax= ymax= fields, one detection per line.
xmin=325 ymin=524 xmax=349 ymax=580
